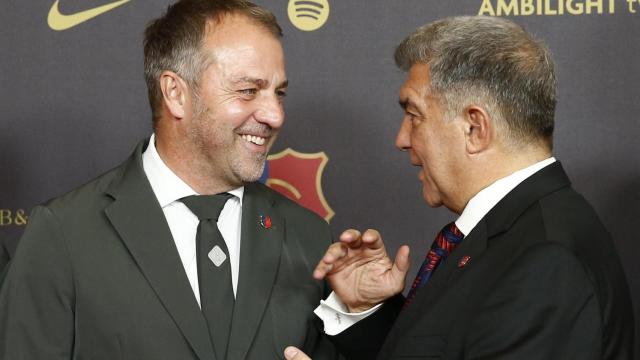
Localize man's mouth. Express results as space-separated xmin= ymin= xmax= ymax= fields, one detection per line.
xmin=240 ymin=134 xmax=267 ymax=146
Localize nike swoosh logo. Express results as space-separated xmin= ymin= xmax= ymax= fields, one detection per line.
xmin=47 ymin=0 xmax=131 ymax=31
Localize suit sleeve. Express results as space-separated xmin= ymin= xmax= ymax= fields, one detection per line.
xmin=0 ymin=205 xmax=75 ymax=360
xmin=308 ymin=219 xmax=342 ymax=360
xmin=465 ymin=242 xmax=601 ymax=360
xmin=327 ymin=294 xmax=404 ymax=360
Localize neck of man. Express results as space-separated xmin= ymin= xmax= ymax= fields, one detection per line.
xmin=451 ymin=141 xmax=552 ymax=214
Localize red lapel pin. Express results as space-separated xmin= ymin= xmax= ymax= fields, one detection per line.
xmin=259 ymin=215 xmax=272 ymax=229
xmin=458 ymin=255 xmax=471 ymax=268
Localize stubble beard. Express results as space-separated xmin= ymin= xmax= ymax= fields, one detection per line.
xmin=189 ymin=99 xmax=268 ymax=186
xmin=229 ymin=151 xmax=267 ymax=183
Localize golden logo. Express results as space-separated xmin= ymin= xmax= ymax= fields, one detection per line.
xmin=0 ymin=209 xmax=28 ymax=226
xmin=48 ymin=0 xmax=131 ymax=31
xmin=478 ymin=0 xmax=618 ymax=16
xmin=288 ymin=0 xmax=330 ymax=32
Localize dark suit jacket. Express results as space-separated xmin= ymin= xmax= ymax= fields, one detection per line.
xmin=0 ymin=140 xmax=337 ymax=360
xmin=332 ymin=162 xmax=634 ymax=360
xmin=0 ymin=235 xmax=8 ymax=282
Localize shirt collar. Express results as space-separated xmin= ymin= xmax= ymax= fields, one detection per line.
xmin=455 ymin=157 xmax=556 ymax=236
xmin=142 ymin=134 xmax=244 ymax=208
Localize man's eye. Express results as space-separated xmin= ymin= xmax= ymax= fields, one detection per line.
xmin=239 ymin=89 xmax=258 ymax=96
xmin=276 ymin=89 xmax=287 ymax=99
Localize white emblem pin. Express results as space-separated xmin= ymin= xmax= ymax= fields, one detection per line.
xmin=208 ymin=245 xmax=227 ymax=267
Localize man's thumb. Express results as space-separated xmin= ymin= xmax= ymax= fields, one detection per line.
xmin=284 ymin=346 xmax=310 ymax=360
xmin=392 ymin=245 xmax=411 ymax=282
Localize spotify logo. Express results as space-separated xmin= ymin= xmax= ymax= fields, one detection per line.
xmin=288 ymin=0 xmax=330 ymax=32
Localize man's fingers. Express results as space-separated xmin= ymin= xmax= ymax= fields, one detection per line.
xmin=284 ymin=346 xmax=311 ymax=360
xmin=361 ymin=229 xmax=384 ymax=249
xmin=315 ymin=228 xmax=388 ymax=279
xmin=313 ymin=243 xmax=347 ymax=280
xmin=322 ymin=242 xmax=348 ymax=263
xmin=339 ymin=229 xmax=362 ymax=249
xmin=391 ymin=245 xmax=411 ymax=291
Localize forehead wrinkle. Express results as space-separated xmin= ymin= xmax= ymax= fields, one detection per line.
xmin=400 ymin=85 xmax=425 ymax=110
xmin=206 ymin=44 xmax=258 ymax=74
xmin=413 ymin=82 xmax=441 ymax=110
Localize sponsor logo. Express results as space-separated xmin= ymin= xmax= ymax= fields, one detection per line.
xmin=477 ymin=0 xmax=640 ymax=16
xmin=48 ymin=0 xmax=131 ymax=31
xmin=288 ymin=0 xmax=330 ymax=31
xmin=260 ymin=148 xmax=335 ymax=222
xmin=0 ymin=209 xmax=28 ymax=227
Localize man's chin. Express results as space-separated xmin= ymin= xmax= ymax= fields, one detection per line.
xmin=422 ymin=189 xmax=443 ymax=208
xmin=231 ymin=160 xmax=267 ymax=184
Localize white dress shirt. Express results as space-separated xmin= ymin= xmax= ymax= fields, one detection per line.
xmin=142 ymin=134 xmax=244 ymax=306
xmin=315 ymin=157 xmax=557 ymax=335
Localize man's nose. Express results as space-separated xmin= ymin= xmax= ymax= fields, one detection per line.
xmin=255 ymin=95 xmax=284 ymax=129
xmin=395 ymin=119 xmax=411 ymax=151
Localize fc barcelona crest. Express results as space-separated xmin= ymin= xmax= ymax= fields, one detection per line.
xmin=259 ymin=148 xmax=335 ymax=222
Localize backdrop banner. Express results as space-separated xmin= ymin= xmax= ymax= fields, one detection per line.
xmin=2 ymin=0 xmax=638 ymax=352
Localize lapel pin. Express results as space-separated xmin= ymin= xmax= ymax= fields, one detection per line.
xmin=259 ymin=215 xmax=272 ymax=229
xmin=458 ymin=255 xmax=471 ymax=268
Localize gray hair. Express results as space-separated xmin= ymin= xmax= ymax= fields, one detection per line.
xmin=144 ymin=0 xmax=282 ymax=127
xmin=395 ymin=16 xmax=556 ymax=148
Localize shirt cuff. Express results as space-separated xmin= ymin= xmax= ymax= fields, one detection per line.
xmin=313 ymin=292 xmax=383 ymax=336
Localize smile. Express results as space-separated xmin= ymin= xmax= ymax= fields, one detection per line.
xmin=241 ymin=134 xmax=266 ymax=146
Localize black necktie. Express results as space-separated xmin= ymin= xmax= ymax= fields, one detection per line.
xmin=181 ymin=193 xmax=234 ymax=360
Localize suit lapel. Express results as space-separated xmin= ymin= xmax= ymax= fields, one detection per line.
xmin=424 ymin=221 xmax=488 ymax=301
xmin=483 ymin=161 xmax=570 ymax=236
xmin=104 ymin=140 xmax=215 ymax=360
xmin=227 ymin=183 xmax=283 ymax=360
xmin=391 ymin=221 xmax=488 ymax=335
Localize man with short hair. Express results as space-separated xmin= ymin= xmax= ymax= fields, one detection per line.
xmin=285 ymin=16 xmax=634 ymax=360
xmin=0 ymin=1 xmax=337 ymax=359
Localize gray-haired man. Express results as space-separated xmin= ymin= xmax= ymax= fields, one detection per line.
xmin=287 ymin=15 xmax=634 ymax=360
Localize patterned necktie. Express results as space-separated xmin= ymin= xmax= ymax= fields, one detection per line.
xmin=404 ymin=222 xmax=464 ymax=308
xmin=181 ymin=193 xmax=234 ymax=360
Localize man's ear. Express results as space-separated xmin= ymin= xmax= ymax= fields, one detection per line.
xmin=159 ymin=71 xmax=190 ymax=119
xmin=463 ymin=105 xmax=493 ymax=154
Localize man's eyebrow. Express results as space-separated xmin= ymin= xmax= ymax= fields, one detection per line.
xmin=231 ymin=77 xmax=269 ymax=88
xmin=231 ymin=77 xmax=288 ymax=89
xmin=276 ymin=80 xmax=289 ymax=89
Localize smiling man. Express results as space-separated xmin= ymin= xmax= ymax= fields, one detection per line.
xmin=0 ymin=1 xmax=337 ymax=359
xmin=286 ymin=16 xmax=634 ymax=360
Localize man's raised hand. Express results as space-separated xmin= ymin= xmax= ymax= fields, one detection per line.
xmin=313 ymin=229 xmax=410 ymax=312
